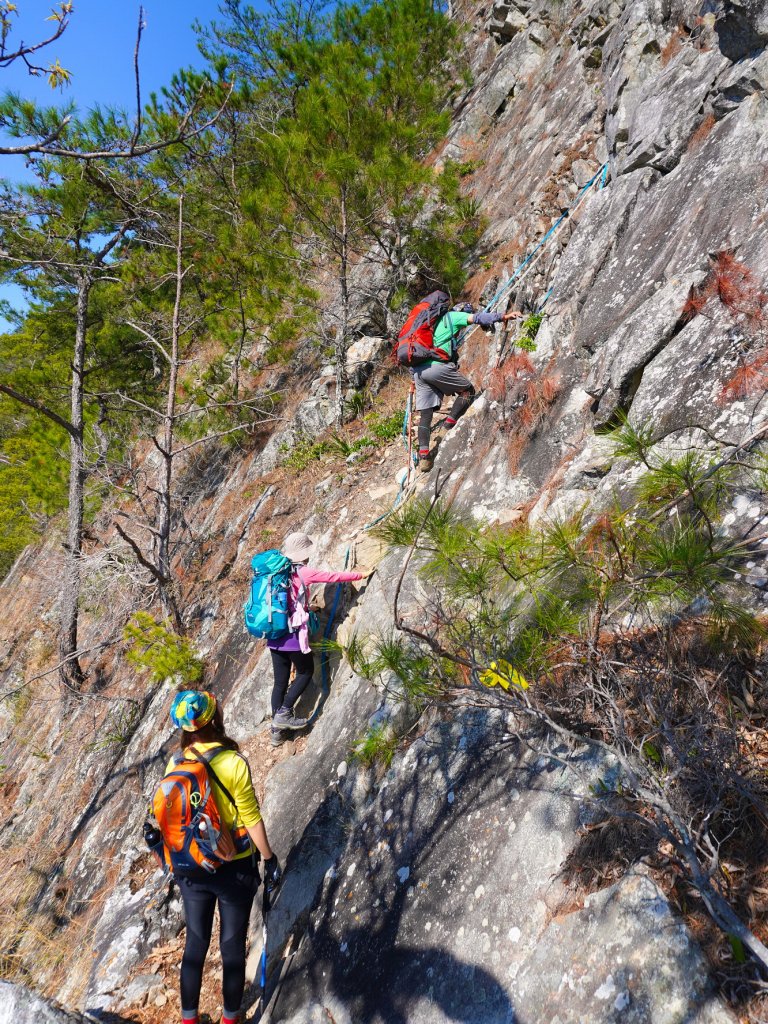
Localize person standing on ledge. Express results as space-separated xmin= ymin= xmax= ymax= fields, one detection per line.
xmin=268 ymin=532 xmax=366 ymax=745
xmin=166 ymin=690 xmax=282 ymax=1024
xmin=414 ymin=302 xmax=522 ymax=471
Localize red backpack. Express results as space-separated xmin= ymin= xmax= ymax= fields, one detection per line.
xmin=394 ymin=291 xmax=451 ymax=367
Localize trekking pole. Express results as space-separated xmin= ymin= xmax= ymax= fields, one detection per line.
xmin=406 ymin=382 xmax=415 ymax=485
xmin=258 ymin=881 xmax=270 ymax=1020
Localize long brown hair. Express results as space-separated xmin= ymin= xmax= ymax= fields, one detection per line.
xmin=180 ymin=701 xmax=239 ymax=752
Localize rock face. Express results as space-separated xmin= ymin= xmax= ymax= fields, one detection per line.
xmin=2 ymin=0 xmax=767 ymax=1021
xmin=0 ymin=983 xmax=85 ymax=1024
xmin=514 ymin=873 xmax=734 ymax=1024
xmin=268 ymin=709 xmax=732 ymax=1024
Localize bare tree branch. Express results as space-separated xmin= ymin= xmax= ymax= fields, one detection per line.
xmin=114 ymin=521 xmax=170 ymax=584
xmin=0 ymin=82 xmax=234 ymax=159
xmin=0 ymin=382 xmax=76 ymax=438
xmin=129 ymin=6 xmax=144 ymax=153
xmin=0 ymin=5 xmax=71 ymax=73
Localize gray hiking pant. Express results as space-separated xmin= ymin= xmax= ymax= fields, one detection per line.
xmin=411 ymin=361 xmax=474 ymax=411
xmin=411 ymin=361 xmax=476 ymax=453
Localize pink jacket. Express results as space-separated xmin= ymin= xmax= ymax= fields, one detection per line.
xmin=267 ymin=564 xmax=363 ymax=653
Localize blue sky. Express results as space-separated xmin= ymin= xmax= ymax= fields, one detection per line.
xmin=0 ymin=0 xmax=221 ymax=326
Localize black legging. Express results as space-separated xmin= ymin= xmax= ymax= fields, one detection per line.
xmin=270 ymin=649 xmax=315 ymax=715
xmin=178 ymin=861 xmax=259 ymax=1017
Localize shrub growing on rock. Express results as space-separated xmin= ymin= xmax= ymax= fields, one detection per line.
xmin=353 ymin=419 xmax=768 ymax=974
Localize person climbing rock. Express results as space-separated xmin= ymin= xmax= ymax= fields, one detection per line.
xmin=268 ymin=532 xmax=366 ymax=746
xmin=413 ymin=302 xmax=522 ymax=471
xmin=167 ymin=690 xmax=282 ymax=1024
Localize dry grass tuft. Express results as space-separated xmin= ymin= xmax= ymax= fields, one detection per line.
xmin=660 ymin=25 xmax=686 ymax=66
xmin=688 ymin=113 xmax=717 ymax=152
xmin=720 ymin=353 xmax=768 ymax=404
xmin=681 ymin=284 xmax=709 ymax=323
xmin=678 ymin=251 xmax=768 ymax=406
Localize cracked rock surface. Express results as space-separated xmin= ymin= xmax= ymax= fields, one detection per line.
xmin=2 ymin=0 xmax=767 ymax=1021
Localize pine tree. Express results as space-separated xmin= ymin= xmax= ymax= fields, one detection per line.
xmin=205 ymin=0 xmax=469 ymax=424
xmin=0 ymin=158 xmax=146 ymax=688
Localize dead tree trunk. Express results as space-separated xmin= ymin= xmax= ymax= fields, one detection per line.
xmin=334 ymin=184 xmax=350 ymax=428
xmin=155 ymin=197 xmax=185 ymax=632
xmin=58 ymin=272 xmax=92 ymax=691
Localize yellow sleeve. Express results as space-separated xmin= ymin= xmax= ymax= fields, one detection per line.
xmin=217 ymin=751 xmax=262 ymax=828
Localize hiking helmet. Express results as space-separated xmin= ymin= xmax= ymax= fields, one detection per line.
xmin=170 ymin=690 xmax=217 ymax=731
xmin=283 ymin=532 xmax=314 ymax=562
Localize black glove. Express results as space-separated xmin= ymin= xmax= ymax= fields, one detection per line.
xmin=264 ymin=854 xmax=282 ymax=895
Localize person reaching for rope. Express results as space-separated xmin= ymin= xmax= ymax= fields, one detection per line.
xmin=267 ymin=532 xmax=367 ymax=746
xmin=413 ymin=302 xmax=521 ymax=471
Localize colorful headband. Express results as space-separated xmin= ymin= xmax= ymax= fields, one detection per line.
xmin=170 ymin=690 xmax=216 ymax=732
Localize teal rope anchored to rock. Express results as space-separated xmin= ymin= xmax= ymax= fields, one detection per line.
xmin=395 ymin=161 xmax=610 ymax=434
xmin=457 ymin=161 xmax=609 ymax=347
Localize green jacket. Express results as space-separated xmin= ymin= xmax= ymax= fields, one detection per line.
xmin=429 ymin=311 xmax=471 ymax=363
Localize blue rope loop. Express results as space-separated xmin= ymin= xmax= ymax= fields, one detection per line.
xmin=402 ymin=389 xmax=417 ymax=464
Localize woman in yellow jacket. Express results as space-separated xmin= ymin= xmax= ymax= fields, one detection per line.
xmin=167 ymin=690 xmax=281 ymax=1024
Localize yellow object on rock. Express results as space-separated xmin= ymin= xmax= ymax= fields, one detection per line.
xmin=479 ymin=660 xmax=529 ymax=691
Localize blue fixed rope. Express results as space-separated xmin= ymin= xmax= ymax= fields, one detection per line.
xmin=537 ymin=286 xmax=554 ymax=311
xmin=395 ymin=163 xmax=609 ymax=442
xmin=456 ymin=161 xmax=608 ymax=347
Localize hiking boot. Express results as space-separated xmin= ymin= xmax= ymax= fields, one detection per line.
xmin=272 ymin=708 xmax=308 ymax=730
xmin=270 ymin=727 xmax=288 ymax=747
xmin=418 ymin=454 xmax=433 ymax=473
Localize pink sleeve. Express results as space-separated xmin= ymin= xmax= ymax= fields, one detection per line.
xmin=299 ymin=566 xmax=363 ymax=585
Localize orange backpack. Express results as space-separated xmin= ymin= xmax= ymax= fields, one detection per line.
xmin=151 ymin=746 xmax=241 ymax=875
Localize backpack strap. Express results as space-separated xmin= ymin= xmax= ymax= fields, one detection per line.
xmin=292 ymin=566 xmax=309 ymax=611
xmin=184 ymin=745 xmax=239 ymax=813
xmin=446 ymin=312 xmax=458 ymax=341
xmin=444 ymin=312 xmax=462 ymax=359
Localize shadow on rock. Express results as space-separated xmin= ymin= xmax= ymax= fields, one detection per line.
xmin=271 ymin=926 xmax=517 ymax=1024
xmin=257 ymin=707 xmax=530 ymax=1024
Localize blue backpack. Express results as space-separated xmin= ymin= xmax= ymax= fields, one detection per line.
xmin=244 ymin=550 xmax=297 ymax=639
